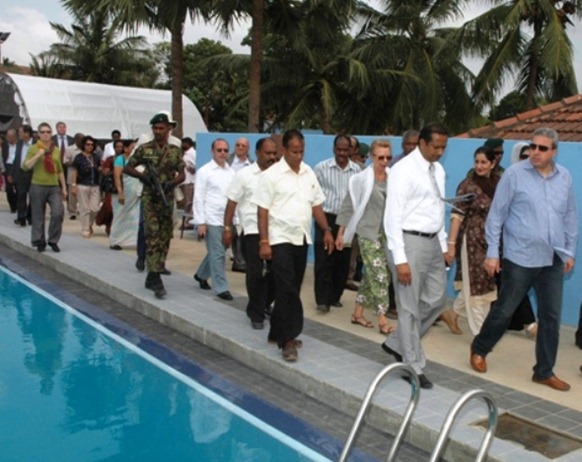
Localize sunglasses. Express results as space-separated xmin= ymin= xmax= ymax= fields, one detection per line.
xmin=215 ymin=148 xmax=228 ymax=153
xmin=39 ymin=130 xmax=51 ymax=134
xmin=529 ymin=143 xmax=552 ymax=152
xmin=376 ymin=156 xmax=392 ymax=161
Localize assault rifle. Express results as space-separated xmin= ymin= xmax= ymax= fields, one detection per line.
xmin=143 ymin=158 xmax=169 ymax=207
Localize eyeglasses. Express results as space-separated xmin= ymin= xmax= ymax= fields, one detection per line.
xmin=529 ymin=143 xmax=552 ymax=152
xmin=39 ymin=130 xmax=51 ymax=134
xmin=215 ymin=148 xmax=228 ymax=153
xmin=376 ymin=156 xmax=392 ymax=161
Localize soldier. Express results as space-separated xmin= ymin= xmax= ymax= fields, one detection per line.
xmin=124 ymin=112 xmax=185 ymax=298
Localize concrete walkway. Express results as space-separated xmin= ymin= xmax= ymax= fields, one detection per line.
xmin=1 ymin=199 xmax=581 ymax=461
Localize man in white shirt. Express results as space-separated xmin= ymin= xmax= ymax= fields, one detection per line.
xmin=382 ymin=123 xmax=453 ymax=389
xmin=313 ymin=135 xmax=360 ymax=312
xmin=192 ymin=138 xmax=236 ymax=301
xmin=227 ymin=137 xmax=252 ymax=272
xmin=180 ymin=137 xmax=196 ymax=225
xmin=223 ymin=137 xmax=278 ymax=329
xmin=102 ymin=130 xmax=122 ymax=161
xmin=254 ymin=129 xmax=335 ymax=362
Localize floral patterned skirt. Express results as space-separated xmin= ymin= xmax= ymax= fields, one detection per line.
xmin=355 ymin=236 xmax=392 ymax=315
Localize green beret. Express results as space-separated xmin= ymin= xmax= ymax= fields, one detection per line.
xmin=150 ymin=111 xmax=177 ymax=127
xmin=484 ymin=138 xmax=504 ymax=149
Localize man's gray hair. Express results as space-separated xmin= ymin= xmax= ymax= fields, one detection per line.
xmin=532 ymin=127 xmax=559 ymax=149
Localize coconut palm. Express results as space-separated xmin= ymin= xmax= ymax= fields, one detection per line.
xmin=61 ymin=0 xmax=212 ymax=136
xmin=35 ymin=9 xmax=154 ymax=86
xmin=349 ymin=0 xmax=479 ymax=134
xmin=453 ymin=0 xmax=581 ymax=109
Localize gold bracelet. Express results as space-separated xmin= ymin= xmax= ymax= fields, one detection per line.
xmin=223 ymin=226 xmax=231 ymax=232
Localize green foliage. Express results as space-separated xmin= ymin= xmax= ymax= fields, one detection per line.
xmin=156 ymin=38 xmax=249 ymax=132
xmin=30 ymin=9 xmax=159 ymax=87
xmin=489 ymin=90 xmax=528 ymax=121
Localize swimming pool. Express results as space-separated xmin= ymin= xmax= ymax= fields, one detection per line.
xmin=0 ymin=266 xmax=344 ymax=462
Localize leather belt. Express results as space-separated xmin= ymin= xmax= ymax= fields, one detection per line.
xmin=403 ymin=230 xmax=437 ymax=239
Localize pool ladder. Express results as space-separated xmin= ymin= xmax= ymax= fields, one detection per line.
xmin=338 ymin=364 xmax=498 ymax=462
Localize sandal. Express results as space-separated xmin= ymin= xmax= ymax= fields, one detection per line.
xmin=351 ymin=315 xmax=374 ymax=329
xmin=379 ymin=323 xmax=395 ymax=335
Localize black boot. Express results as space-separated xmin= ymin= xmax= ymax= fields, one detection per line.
xmin=145 ymin=272 xmax=167 ymax=298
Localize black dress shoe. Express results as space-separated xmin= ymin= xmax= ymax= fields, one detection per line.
xmin=193 ymin=273 xmax=211 ymax=290
xmin=330 ymin=301 xmax=343 ymax=308
xmin=381 ymin=343 xmax=403 ymax=362
xmin=36 ymin=243 xmax=46 ymax=252
xmin=217 ymin=291 xmax=233 ymax=301
xmin=231 ymin=265 xmax=246 ymax=273
xmin=402 ymin=374 xmax=433 ymax=389
xmin=48 ymin=243 xmax=60 ymax=253
xmin=14 ymin=218 xmax=26 ymax=227
xmin=251 ymin=321 xmax=265 ymax=330
xmin=109 ymin=245 xmax=122 ymax=250
xmin=160 ymin=268 xmax=171 ymax=275
xmin=316 ymin=304 xmax=330 ymax=312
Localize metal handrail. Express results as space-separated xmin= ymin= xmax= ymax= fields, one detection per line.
xmin=338 ymin=363 xmax=420 ymax=462
xmin=428 ymin=389 xmax=498 ymax=462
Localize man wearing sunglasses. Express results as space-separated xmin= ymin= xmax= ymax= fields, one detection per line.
xmin=471 ymin=127 xmax=578 ymax=391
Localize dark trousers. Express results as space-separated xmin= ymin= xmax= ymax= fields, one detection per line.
xmin=313 ymin=213 xmax=351 ymax=306
xmin=29 ymin=184 xmax=64 ymax=246
xmin=472 ymin=255 xmax=564 ymax=380
xmin=575 ymin=304 xmax=582 ymax=347
xmin=242 ymin=234 xmax=275 ymax=322
xmin=231 ymin=227 xmax=246 ymax=271
xmin=15 ymin=174 xmax=32 ymax=223
xmin=269 ymin=242 xmax=308 ymax=348
xmin=4 ymin=170 xmax=17 ymax=212
xmin=137 ymin=203 xmax=146 ymax=260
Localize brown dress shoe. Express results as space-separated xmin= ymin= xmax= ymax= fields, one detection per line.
xmin=532 ymin=375 xmax=571 ymax=391
xmin=470 ymin=350 xmax=487 ymax=373
xmin=282 ymin=341 xmax=298 ymax=362
xmin=440 ymin=309 xmax=462 ymax=335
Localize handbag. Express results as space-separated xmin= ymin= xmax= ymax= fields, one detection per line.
xmin=100 ymin=174 xmax=117 ymax=194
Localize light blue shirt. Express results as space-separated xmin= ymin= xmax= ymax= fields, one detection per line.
xmin=485 ymin=159 xmax=578 ymax=267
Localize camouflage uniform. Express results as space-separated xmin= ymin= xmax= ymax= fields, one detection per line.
xmin=127 ymin=141 xmax=185 ymax=273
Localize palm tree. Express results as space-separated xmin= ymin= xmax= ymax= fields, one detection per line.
xmin=350 ymin=0 xmax=479 ymax=134
xmin=35 ymin=9 xmax=153 ymax=86
xmin=453 ymin=0 xmax=581 ymax=110
xmin=61 ymin=0 xmax=212 ymax=136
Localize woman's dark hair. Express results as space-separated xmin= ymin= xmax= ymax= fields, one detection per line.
xmin=474 ymin=146 xmax=496 ymax=163
xmin=82 ymin=135 xmax=96 ymax=150
xmin=123 ymin=139 xmax=135 ymax=148
xmin=114 ymin=139 xmax=124 ymax=150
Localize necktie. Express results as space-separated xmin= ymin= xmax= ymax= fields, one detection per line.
xmin=60 ymin=137 xmax=66 ymax=161
xmin=429 ymin=163 xmax=441 ymax=199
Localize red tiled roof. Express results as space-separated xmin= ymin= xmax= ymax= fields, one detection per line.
xmin=458 ymin=94 xmax=582 ymax=142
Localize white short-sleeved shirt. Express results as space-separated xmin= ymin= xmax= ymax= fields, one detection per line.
xmin=226 ymin=162 xmax=264 ymax=235
xmin=252 ymin=159 xmax=325 ymax=246
xmin=193 ymin=159 xmax=235 ymax=226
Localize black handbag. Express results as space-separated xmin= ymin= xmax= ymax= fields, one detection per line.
xmin=100 ymin=174 xmax=117 ymax=194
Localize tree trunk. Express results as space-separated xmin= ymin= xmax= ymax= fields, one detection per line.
xmin=171 ymin=22 xmax=184 ymax=138
xmin=524 ymin=19 xmax=543 ymax=110
xmin=247 ymin=0 xmax=264 ymax=133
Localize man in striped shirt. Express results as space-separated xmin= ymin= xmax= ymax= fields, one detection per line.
xmin=313 ymin=135 xmax=361 ymax=312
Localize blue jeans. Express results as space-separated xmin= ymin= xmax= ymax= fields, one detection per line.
xmin=195 ymin=225 xmax=229 ymax=295
xmin=471 ymin=255 xmax=564 ymax=380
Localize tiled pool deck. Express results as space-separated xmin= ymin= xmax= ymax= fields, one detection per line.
xmin=1 ymin=211 xmax=581 ymax=461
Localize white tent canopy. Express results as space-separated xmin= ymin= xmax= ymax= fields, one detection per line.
xmin=0 ymin=73 xmax=207 ymax=139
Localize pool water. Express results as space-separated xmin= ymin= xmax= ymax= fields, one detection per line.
xmin=0 ymin=267 xmax=332 ymax=462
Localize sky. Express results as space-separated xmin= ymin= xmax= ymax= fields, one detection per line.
xmin=2 ymin=0 xmax=582 ymax=101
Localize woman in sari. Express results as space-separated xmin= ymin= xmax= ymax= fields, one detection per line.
xmin=445 ymin=146 xmax=499 ymax=335
xmin=109 ymin=139 xmax=140 ymax=249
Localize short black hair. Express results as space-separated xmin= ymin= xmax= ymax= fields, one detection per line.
xmin=182 ymin=137 xmax=194 ymax=146
xmin=418 ymin=123 xmax=448 ymax=144
xmin=20 ymin=124 xmax=33 ymax=137
xmin=282 ymin=129 xmax=304 ymax=148
xmin=333 ymin=134 xmax=351 ymax=148
xmin=256 ymin=137 xmax=276 ymax=151
xmin=111 ymin=129 xmax=121 ymax=137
